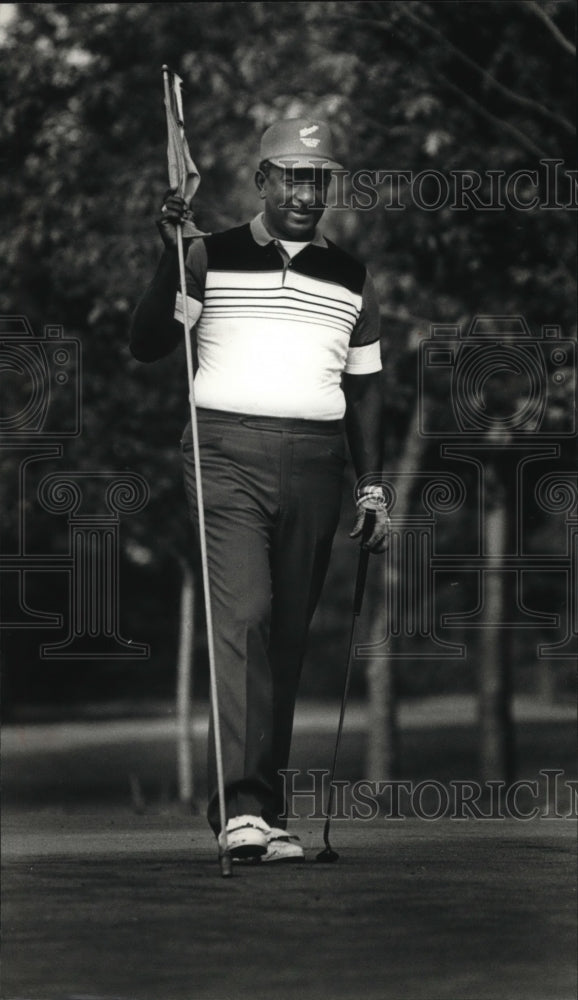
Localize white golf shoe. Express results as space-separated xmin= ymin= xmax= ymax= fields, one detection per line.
xmin=218 ymin=815 xmax=269 ymax=860
xmin=262 ymin=827 xmax=305 ymax=863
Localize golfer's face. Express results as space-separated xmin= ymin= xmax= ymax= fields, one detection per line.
xmin=262 ymin=165 xmax=330 ymax=240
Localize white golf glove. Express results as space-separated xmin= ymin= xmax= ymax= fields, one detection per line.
xmin=349 ymin=484 xmax=391 ymax=553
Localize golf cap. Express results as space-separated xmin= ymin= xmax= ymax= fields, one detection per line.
xmin=260 ymin=118 xmax=343 ymax=171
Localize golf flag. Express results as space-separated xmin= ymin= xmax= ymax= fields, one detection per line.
xmin=163 ymin=66 xmax=206 ymax=238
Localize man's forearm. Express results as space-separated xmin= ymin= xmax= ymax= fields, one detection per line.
xmin=129 ymin=248 xmax=183 ymax=362
xmin=343 ymin=372 xmax=384 ymax=479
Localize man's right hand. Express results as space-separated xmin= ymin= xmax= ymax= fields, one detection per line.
xmin=156 ymin=189 xmax=193 ymax=249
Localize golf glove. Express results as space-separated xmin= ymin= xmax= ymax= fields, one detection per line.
xmin=350 ymin=485 xmax=390 ymax=553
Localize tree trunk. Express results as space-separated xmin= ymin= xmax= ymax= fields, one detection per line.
xmin=176 ymin=560 xmax=196 ymax=810
xmin=536 ymin=661 xmax=556 ymax=704
xmin=365 ymin=587 xmax=399 ymax=781
xmin=478 ymin=491 xmax=516 ymax=784
xmin=365 ymin=400 xmax=426 ymax=782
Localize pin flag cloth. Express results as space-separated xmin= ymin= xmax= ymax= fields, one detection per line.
xmin=163 ymin=66 xmax=207 ymax=238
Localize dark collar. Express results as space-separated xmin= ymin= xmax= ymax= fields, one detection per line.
xmin=250 ymin=213 xmax=327 ymax=249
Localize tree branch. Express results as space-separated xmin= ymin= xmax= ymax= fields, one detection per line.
xmin=324 ymin=7 xmax=554 ymax=159
xmin=400 ymin=3 xmax=575 ymax=137
xmin=521 ymin=0 xmax=576 ymax=57
xmin=427 ymin=61 xmax=550 ymax=159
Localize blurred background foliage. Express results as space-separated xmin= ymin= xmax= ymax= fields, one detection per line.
xmin=0 ymin=1 xmax=575 ymax=716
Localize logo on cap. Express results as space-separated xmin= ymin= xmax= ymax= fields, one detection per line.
xmin=299 ymin=124 xmax=320 ymax=148
xmin=260 ymin=118 xmax=343 ymax=170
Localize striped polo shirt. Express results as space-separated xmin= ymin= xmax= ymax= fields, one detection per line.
xmin=174 ymin=213 xmax=381 ymax=420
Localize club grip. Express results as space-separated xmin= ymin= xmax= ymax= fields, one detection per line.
xmin=353 ymin=511 xmax=375 ymax=614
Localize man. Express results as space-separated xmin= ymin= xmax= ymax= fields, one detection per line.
xmin=129 ymin=118 xmax=389 ymax=862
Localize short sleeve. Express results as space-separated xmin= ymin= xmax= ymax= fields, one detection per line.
xmin=174 ymin=238 xmax=208 ymax=329
xmin=344 ymin=271 xmax=382 ymax=374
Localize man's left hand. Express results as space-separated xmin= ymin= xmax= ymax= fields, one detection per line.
xmin=349 ymin=486 xmax=391 ymax=553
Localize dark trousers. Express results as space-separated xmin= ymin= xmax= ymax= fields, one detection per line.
xmin=181 ymin=408 xmax=345 ymax=834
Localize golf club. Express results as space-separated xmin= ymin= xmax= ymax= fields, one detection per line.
xmin=316 ymin=510 xmax=376 ymax=863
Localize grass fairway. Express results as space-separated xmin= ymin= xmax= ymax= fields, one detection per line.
xmin=2 ymin=813 xmax=576 ymax=1000
xmin=2 ymin=698 xmax=576 ymax=999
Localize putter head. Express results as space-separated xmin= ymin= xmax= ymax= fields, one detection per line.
xmin=316 ymin=846 xmax=339 ymax=863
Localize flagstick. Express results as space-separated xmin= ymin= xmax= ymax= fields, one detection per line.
xmin=162 ymin=66 xmax=231 ymax=877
